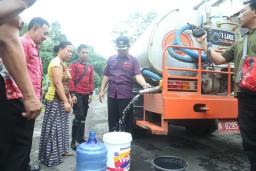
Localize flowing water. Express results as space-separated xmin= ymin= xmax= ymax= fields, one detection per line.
xmin=113 ymin=94 xmax=141 ymax=131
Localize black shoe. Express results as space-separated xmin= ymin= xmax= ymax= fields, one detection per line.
xmin=71 ymin=142 xmax=77 ymax=151
xmin=77 ymin=138 xmax=87 ymax=144
xmin=29 ymin=165 xmax=41 ymax=171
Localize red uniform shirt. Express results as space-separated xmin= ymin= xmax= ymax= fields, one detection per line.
xmin=20 ymin=34 xmax=42 ymax=100
xmin=69 ymin=60 xmax=94 ymax=95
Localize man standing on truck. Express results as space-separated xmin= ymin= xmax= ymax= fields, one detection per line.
xmin=99 ymin=35 xmax=150 ymax=133
xmin=69 ymin=44 xmax=94 ymax=151
xmin=195 ymin=1 xmax=256 ymax=170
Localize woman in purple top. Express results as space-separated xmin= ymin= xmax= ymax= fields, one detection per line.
xmin=99 ymin=36 xmax=150 ymax=133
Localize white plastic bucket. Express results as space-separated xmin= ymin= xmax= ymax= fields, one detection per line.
xmin=103 ymin=132 xmax=133 ymax=171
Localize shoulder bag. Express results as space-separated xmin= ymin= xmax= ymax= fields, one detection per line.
xmin=74 ymin=63 xmax=90 ymax=86
xmin=236 ymin=35 xmax=256 ymax=91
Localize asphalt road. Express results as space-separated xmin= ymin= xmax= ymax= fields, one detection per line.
xmin=30 ymin=96 xmax=250 ymax=171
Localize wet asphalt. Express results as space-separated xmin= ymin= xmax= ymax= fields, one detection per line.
xmin=30 ymin=96 xmax=250 ymax=171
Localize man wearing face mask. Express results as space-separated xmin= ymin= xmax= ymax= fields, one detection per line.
xmin=69 ymin=44 xmax=94 ymax=151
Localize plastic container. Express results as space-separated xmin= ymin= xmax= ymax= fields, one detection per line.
xmin=76 ymin=131 xmax=107 ymax=171
xmin=152 ymin=156 xmax=188 ymax=171
xmin=103 ymin=132 xmax=132 ymax=171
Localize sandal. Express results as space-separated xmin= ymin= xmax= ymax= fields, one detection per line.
xmin=63 ymin=151 xmax=73 ymax=156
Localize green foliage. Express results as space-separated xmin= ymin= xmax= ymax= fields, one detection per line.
xmin=19 ymin=22 xmax=28 ymax=36
xmin=93 ymin=71 xmax=102 ymax=90
xmin=19 ymin=11 xmax=156 ymax=94
xmin=67 ymin=46 xmax=106 ymax=88
xmin=49 ymin=22 xmax=68 ymax=43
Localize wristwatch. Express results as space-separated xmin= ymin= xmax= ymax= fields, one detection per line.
xmin=207 ymin=42 xmax=213 ymax=56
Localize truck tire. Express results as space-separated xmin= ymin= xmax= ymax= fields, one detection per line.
xmin=185 ymin=119 xmax=218 ymax=135
xmin=132 ymin=125 xmax=147 ymax=138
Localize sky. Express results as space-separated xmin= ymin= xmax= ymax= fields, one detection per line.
xmin=20 ymin=0 xmax=196 ymax=57
xmin=20 ymin=0 xmax=241 ymax=57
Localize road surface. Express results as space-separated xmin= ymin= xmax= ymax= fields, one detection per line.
xmin=30 ymin=96 xmax=250 ymax=171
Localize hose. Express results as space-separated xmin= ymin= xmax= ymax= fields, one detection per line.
xmin=139 ymin=86 xmax=162 ymax=95
xmin=142 ymin=69 xmax=162 ymax=82
xmin=174 ymin=25 xmax=207 ymax=61
xmin=167 ymin=43 xmax=197 ymax=63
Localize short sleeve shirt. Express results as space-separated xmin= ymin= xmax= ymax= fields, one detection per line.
xmin=222 ymin=29 xmax=256 ymax=95
xmin=104 ymin=54 xmax=141 ymax=99
xmin=45 ymin=57 xmax=71 ymax=101
xmin=20 ymin=34 xmax=43 ymax=100
xmin=0 ymin=65 xmax=23 ymax=100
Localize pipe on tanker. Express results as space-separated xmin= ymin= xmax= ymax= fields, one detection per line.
xmin=174 ymin=25 xmax=207 ymax=61
xmin=142 ymin=69 xmax=162 ymax=82
xmin=167 ymin=25 xmax=208 ymax=63
xmin=139 ymin=86 xmax=162 ymax=95
xmin=167 ymin=43 xmax=197 ymax=63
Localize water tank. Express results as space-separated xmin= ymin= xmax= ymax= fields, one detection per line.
xmin=130 ymin=8 xmax=240 ymax=75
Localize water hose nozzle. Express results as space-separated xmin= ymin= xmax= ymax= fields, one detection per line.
xmin=139 ymin=86 xmax=162 ymax=95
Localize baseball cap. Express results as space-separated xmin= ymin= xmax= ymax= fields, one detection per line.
xmin=115 ymin=36 xmax=130 ymax=50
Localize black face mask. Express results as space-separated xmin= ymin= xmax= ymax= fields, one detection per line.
xmin=0 ymin=64 xmax=3 ymax=71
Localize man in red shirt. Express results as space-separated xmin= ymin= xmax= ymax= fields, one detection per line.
xmin=69 ymin=44 xmax=94 ymax=150
xmin=20 ymin=17 xmax=50 ymax=171
xmin=0 ymin=1 xmax=42 ymax=170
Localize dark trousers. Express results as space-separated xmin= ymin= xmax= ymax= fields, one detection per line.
xmin=238 ymin=94 xmax=256 ymax=171
xmin=107 ymin=97 xmax=133 ymax=133
xmin=0 ymin=76 xmax=33 ymax=171
xmin=73 ymin=93 xmax=89 ymax=121
xmin=25 ymin=119 xmax=35 ymax=170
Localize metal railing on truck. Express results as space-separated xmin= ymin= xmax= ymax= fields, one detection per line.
xmin=162 ymin=44 xmax=234 ymax=96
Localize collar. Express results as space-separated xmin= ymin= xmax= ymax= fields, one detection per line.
xmin=115 ymin=54 xmax=129 ymax=60
xmin=23 ymin=34 xmax=39 ymax=49
xmin=78 ymin=59 xmax=87 ymax=65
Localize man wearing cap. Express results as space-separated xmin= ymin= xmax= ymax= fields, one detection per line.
xmin=99 ymin=35 xmax=150 ymax=133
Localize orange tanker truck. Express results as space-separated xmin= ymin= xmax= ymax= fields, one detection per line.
xmin=131 ymin=1 xmax=241 ymax=136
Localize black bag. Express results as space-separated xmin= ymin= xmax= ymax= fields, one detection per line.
xmin=74 ymin=63 xmax=90 ymax=86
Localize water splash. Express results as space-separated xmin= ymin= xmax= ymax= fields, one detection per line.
xmin=113 ymin=94 xmax=141 ymax=132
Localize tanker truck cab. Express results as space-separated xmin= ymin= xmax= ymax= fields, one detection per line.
xmin=131 ymin=4 xmax=241 ymax=137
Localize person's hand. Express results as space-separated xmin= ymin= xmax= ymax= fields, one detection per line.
xmin=68 ymin=97 xmax=73 ymax=107
xmin=72 ymin=95 xmax=77 ymax=104
xmin=99 ymin=91 xmax=104 ymax=103
xmin=64 ymin=101 xmax=71 ymax=113
xmin=88 ymin=95 xmax=92 ymax=103
xmin=142 ymin=83 xmax=151 ymax=89
xmin=21 ymin=95 xmax=42 ymax=119
xmin=195 ymin=31 xmax=207 ymax=44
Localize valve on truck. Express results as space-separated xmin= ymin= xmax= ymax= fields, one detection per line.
xmin=187 ymin=23 xmax=206 ymax=38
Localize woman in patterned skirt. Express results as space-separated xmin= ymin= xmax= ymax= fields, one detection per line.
xmin=38 ymin=41 xmax=74 ymax=167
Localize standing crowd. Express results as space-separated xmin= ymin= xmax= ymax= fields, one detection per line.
xmin=0 ymin=0 xmax=149 ymax=170
xmin=1 ymin=0 xmax=256 ymax=171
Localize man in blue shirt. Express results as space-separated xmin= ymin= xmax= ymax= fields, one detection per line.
xmin=99 ymin=36 xmax=150 ymax=133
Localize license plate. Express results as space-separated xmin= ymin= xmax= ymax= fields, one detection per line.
xmin=218 ymin=119 xmax=240 ymax=134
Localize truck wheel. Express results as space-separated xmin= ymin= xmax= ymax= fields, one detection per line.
xmin=185 ymin=119 xmax=218 ymax=135
xmin=132 ymin=125 xmax=147 ymax=138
